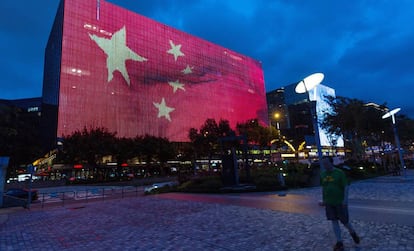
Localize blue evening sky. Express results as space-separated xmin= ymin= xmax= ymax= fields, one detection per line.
xmin=1 ymin=0 xmax=413 ymax=118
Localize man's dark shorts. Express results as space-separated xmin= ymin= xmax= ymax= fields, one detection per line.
xmin=325 ymin=204 xmax=349 ymax=224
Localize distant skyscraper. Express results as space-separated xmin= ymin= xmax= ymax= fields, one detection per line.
xmin=42 ymin=0 xmax=268 ymax=147
xmin=266 ymin=88 xmax=289 ymax=129
xmin=268 ymin=83 xmax=343 ymax=148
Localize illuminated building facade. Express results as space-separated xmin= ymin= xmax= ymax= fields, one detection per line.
xmin=42 ymin=0 xmax=268 ymax=147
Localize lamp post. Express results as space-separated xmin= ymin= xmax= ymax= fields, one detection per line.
xmin=0 ymin=157 xmax=10 ymax=208
xmin=382 ymin=108 xmax=407 ymax=179
xmin=274 ymin=112 xmax=280 ymax=130
xmin=295 ymin=73 xmax=324 ymax=165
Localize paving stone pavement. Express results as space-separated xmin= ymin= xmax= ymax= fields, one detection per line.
xmin=1 ymin=170 xmax=414 ymax=251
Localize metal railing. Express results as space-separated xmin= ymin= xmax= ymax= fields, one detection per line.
xmin=35 ymin=186 xmax=144 ymax=209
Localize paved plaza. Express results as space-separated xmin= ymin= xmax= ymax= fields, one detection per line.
xmin=1 ymin=170 xmax=414 ymax=250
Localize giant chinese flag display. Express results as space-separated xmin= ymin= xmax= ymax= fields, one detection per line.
xmin=45 ymin=0 xmax=268 ymax=142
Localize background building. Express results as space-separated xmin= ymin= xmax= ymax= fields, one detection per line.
xmin=266 ymin=88 xmax=289 ymax=130
xmin=267 ymin=82 xmax=344 ymax=156
xmin=42 ymin=0 xmax=268 ymax=148
xmin=0 ymin=98 xmax=42 ymax=115
xmin=0 ymin=98 xmax=43 ymax=171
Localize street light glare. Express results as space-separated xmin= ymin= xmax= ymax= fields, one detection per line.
xmin=295 ymin=73 xmax=324 ymax=94
xmin=382 ymin=108 xmax=401 ymax=119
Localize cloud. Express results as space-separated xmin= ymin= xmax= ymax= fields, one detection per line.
xmin=1 ymin=0 xmax=414 ymax=118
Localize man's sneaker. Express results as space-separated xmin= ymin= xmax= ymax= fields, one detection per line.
xmin=334 ymin=241 xmax=344 ymax=251
xmin=350 ymin=231 xmax=360 ymax=244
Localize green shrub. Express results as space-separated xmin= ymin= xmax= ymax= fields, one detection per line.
xmin=253 ymin=175 xmax=281 ymax=191
xmin=177 ymin=176 xmax=223 ymax=193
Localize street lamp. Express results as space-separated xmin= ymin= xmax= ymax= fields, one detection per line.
xmin=295 ymin=73 xmax=324 ymax=164
xmin=274 ymin=112 xmax=280 ymax=130
xmin=382 ymin=108 xmax=407 ymax=179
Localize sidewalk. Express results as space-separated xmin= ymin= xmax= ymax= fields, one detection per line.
xmin=1 ymin=170 xmax=413 ymax=250
xmin=289 ymin=169 xmax=414 ymax=202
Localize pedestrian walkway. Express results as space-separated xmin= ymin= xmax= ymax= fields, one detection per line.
xmin=290 ymin=169 xmax=414 ymax=202
xmin=1 ymin=170 xmax=413 ymax=250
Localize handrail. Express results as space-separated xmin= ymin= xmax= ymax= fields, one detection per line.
xmin=36 ymin=186 xmax=143 ymax=208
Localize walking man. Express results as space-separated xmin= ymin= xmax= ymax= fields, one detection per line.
xmin=320 ymin=156 xmax=360 ymax=250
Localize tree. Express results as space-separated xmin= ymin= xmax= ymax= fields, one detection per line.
xmin=140 ymin=135 xmax=175 ymax=175
xmin=59 ymin=129 xmax=177 ymax=177
xmin=236 ymin=119 xmax=276 ymax=148
xmin=188 ymin=118 xmax=235 ymax=171
xmin=384 ymin=114 xmax=414 ymax=152
xmin=61 ymin=127 xmax=117 ymax=166
xmin=321 ymin=96 xmax=389 ymax=160
xmin=113 ymin=137 xmax=136 ymax=164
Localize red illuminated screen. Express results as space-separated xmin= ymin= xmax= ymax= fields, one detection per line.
xmin=57 ymin=0 xmax=268 ymax=141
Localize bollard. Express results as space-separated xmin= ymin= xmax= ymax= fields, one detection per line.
xmin=42 ymin=193 xmax=45 ymax=209
xmin=278 ymin=173 xmax=286 ymax=187
xmin=0 ymin=157 xmax=9 ymax=208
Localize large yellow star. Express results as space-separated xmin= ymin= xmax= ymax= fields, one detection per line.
xmin=167 ymin=40 xmax=184 ymax=61
xmin=153 ymin=98 xmax=175 ymax=121
xmin=89 ymin=26 xmax=147 ymax=86
xmin=168 ymin=80 xmax=186 ymax=93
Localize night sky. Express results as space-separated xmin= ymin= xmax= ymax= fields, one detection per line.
xmin=1 ymin=0 xmax=413 ymax=118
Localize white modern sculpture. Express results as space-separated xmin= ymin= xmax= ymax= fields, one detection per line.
xmin=295 ymin=73 xmax=324 ymax=164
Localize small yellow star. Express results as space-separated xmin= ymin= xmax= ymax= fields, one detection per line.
xmin=182 ymin=65 xmax=194 ymax=74
xmin=153 ymin=98 xmax=175 ymax=121
xmin=168 ymin=80 xmax=186 ymax=93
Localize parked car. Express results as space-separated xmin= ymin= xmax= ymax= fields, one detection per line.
xmin=144 ymin=181 xmax=178 ymax=194
xmin=5 ymin=188 xmax=38 ymax=201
